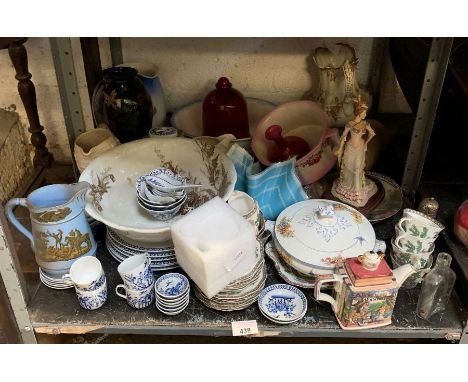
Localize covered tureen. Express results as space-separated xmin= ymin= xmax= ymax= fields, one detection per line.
xmin=273 ymin=199 xmax=375 ymax=275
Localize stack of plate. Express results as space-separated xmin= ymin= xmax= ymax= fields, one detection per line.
xmin=258 ymin=284 xmax=307 ymax=324
xmin=106 ymin=228 xmax=179 ymax=272
xmin=39 ymin=268 xmax=74 ymax=290
xmin=194 ymin=244 xmax=267 ymax=311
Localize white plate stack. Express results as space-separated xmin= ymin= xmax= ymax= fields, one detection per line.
xmin=106 ymin=228 xmax=179 ymax=272
xmin=39 ymin=268 xmax=74 ymax=290
xmin=194 ymin=245 xmax=267 ymax=311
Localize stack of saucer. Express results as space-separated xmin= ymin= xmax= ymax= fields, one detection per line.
xmin=106 ymin=228 xmax=178 ymax=272
xmin=39 ymin=267 xmax=74 ymax=290
xmin=258 ymin=284 xmax=307 ymax=325
xmin=194 ymin=249 xmax=267 ymax=311
xmin=155 ymin=273 xmax=190 ymax=315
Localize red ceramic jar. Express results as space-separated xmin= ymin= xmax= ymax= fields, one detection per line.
xmin=202 ymin=77 xmax=250 ymax=139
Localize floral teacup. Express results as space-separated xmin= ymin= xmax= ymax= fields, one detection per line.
xmin=117 ymin=253 xmax=154 ymax=291
xmin=397 ymin=208 xmax=444 ymax=241
xmin=115 ymin=282 xmax=155 ymax=309
xmin=76 ymin=282 xmax=107 ymax=310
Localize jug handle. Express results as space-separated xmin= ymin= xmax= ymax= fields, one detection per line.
xmin=5 ymin=198 xmax=33 ymax=242
xmin=314 ymin=274 xmax=343 ymax=312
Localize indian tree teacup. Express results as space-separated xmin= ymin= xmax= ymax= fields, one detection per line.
xmin=76 ymin=282 xmax=107 ymax=310
xmin=391 ymin=237 xmax=434 ymax=263
xmin=117 ymin=253 xmax=154 ymax=291
xmin=397 ymin=208 xmax=444 ymax=241
xmin=65 ymin=256 xmax=105 ymax=292
xmin=115 ymin=282 xmax=155 ymax=309
xmin=227 ymin=191 xmax=263 ymax=234
xmin=394 ymin=228 xmax=434 ymax=254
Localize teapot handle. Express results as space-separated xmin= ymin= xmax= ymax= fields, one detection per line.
xmin=5 ymin=198 xmax=33 ymax=243
xmin=314 ymin=274 xmax=343 ymax=313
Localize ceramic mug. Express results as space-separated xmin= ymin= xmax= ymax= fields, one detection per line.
xmin=65 ymin=256 xmax=105 ymax=292
xmin=115 ymin=283 xmax=155 ymax=309
xmin=117 ymin=254 xmax=154 ymax=291
xmin=397 ymin=208 xmax=444 ymax=240
xmin=76 ymin=282 xmax=107 ymax=310
xmin=227 ymin=191 xmax=263 ymax=234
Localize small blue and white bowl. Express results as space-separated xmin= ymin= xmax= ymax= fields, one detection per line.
xmin=136 ymin=168 xmax=188 ymax=220
xmin=258 ymin=284 xmax=307 ymax=324
xmin=149 ymin=126 xmax=179 ymax=138
xmin=155 ymin=273 xmax=189 ymax=299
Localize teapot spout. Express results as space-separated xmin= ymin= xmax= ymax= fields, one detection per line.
xmin=393 ymin=263 xmax=416 ymax=287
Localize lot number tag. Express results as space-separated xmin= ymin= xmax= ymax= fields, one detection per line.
xmin=231 ymin=320 xmax=258 ymax=336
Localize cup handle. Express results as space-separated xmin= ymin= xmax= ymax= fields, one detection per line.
xmin=5 ymin=198 xmax=33 ymax=243
xmin=394 ymin=233 xmax=405 ymax=247
xmin=115 ymin=284 xmax=127 ymax=299
xmin=397 ymin=217 xmax=411 ymax=232
xmin=314 ymin=275 xmax=343 ymax=313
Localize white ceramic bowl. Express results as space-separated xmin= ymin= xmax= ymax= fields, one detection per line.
xmin=79 ymin=138 xmax=236 ymax=243
xmin=170 ymin=97 xmax=276 ymax=153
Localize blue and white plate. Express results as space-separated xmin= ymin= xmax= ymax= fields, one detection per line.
xmin=155 ymin=273 xmax=189 ymax=299
xmin=258 ymin=284 xmax=307 ymax=324
xmin=107 ymin=228 xmax=174 ymax=253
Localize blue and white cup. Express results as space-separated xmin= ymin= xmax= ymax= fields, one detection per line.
xmin=66 ymin=256 xmax=106 ymax=292
xmin=115 ymin=282 xmax=155 ymax=309
xmin=76 ymin=282 xmax=107 ymax=310
xmin=117 ymin=253 xmax=154 ymax=291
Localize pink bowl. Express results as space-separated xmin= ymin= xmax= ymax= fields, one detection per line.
xmin=251 ymin=100 xmax=339 ymax=185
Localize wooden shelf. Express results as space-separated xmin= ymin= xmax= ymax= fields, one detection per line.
xmin=26 ymin=220 xmax=467 ymax=341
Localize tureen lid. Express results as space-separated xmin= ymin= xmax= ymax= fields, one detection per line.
xmin=274 ymin=199 xmax=375 ymax=269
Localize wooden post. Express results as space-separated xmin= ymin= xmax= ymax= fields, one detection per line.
xmin=6 ymin=38 xmax=53 ymax=167
xmin=80 ymin=37 xmax=102 ymax=114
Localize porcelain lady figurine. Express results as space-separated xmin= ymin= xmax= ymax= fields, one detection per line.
xmin=331 ymin=99 xmax=377 ymax=208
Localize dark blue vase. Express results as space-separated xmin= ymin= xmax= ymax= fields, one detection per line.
xmin=93 ymin=67 xmax=153 ymax=143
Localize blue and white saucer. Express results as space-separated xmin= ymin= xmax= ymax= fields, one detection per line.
xmin=155 ymin=273 xmax=189 ymax=299
xmin=258 ymin=284 xmax=307 ymax=324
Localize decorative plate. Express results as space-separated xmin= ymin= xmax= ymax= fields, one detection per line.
xmin=258 ymin=284 xmax=307 ymax=324
xmin=264 ymin=241 xmax=317 ymax=289
xmin=274 ymin=199 xmax=375 ymax=272
xmin=304 ymin=172 xmax=403 ymax=223
xmin=79 ymin=138 xmax=236 ymax=243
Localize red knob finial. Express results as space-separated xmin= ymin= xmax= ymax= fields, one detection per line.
xmin=216 ymin=77 xmax=232 ymax=90
xmin=265 ymin=125 xmax=283 ymax=140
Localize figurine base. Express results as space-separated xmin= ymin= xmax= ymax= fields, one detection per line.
xmin=331 ymin=177 xmax=377 ymax=208
xmin=323 ymin=174 xmax=385 ymax=215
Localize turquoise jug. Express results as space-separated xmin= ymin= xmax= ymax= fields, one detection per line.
xmin=5 ymin=182 xmax=96 ymax=276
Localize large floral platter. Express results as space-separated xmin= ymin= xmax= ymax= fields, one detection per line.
xmin=273 ymin=199 xmax=375 ymax=275
xmin=79 ymin=138 xmax=236 ymax=243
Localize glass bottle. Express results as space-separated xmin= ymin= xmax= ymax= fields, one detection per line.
xmin=416 ymin=252 xmax=456 ymax=320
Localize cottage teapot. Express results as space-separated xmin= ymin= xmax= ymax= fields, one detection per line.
xmin=314 ymin=256 xmax=415 ymax=330
xmin=5 ymin=182 xmax=97 ymax=276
